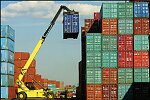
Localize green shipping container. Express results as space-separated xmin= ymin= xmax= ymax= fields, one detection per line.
xmin=134 ymin=35 xmax=149 ymax=51
xmin=86 ymin=51 xmax=101 ymax=68
xmin=102 ymin=35 xmax=117 ymax=51
xmin=86 ymin=68 xmax=102 ymax=84
xmin=102 ymin=3 xmax=118 ymax=18
xmin=118 ymin=2 xmax=133 ymax=18
xmin=102 ymin=51 xmax=117 ymax=68
xmin=134 ymin=68 xmax=149 ymax=82
xmin=118 ymin=68 xmax=133 ymax=84
xmin=118 ymin=19 xmax=133 ymax=34
xmin=86 ymin=33 xmax=101 ymax=44
xmin=118 ymin=84 xmax=133 ymax=100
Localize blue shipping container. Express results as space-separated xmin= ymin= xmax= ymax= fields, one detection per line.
xmin=1 ymin=50 xmax=14 ymax=63
xmin=1 ymin=25 xmax=15 ymax=41
xmin=1 ymin=87 xmax=8 ymax=99
xmin=1 ymin=75 xmax=14 ymax=86
xmin=134 ymin=2 xmax=149 ymax=17
xmin=1 ymin=62 xmax=14 ymax=75
xmin=1 ymin=38 xmax=15 ymax=52
xmin=63 ymin=12 xmax=79 ymax=33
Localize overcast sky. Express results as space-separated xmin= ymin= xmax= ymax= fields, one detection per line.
xmin=1 ymin=1 xmax=124 ymax=85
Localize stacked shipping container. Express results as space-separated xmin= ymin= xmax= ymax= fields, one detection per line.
xmin=80 ymin=1 xmax=149 ymax=100
xmin=101 ymin=3 xmax=118 ymax=100
xmin=1 ymin=25 xmax=16 ymax=99
xmin=117 ymin=2 xmax=134 ymax=100
xmin=133 ymin=2 xmax=149 ymax=99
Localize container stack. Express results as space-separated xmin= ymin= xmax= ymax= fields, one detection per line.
xmin=14 ymin=52 xmax=36 ymax=90
xmin=101 ymin=3 xmax=118 ymax=100
xmin=80 ymin=1 xmax=149 ymax=100
xmin=133 ymin=2 xmax=149 ymax=99
xmin=117 ymin=2 xmax=134 ymax=100
xmin=1 ymin=25 xmax=16 ymax=99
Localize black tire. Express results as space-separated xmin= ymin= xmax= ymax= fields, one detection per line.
xmin=17 ymin=92 xmax=27 ymax=100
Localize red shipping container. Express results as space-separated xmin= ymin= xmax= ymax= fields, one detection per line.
xmin=85 ymin=19 xmax=94 ymax=32
xmin=48 ymin=80 xmax=56 ymax=84
xmin=14 ymin=60 xmax=21 ymax=68
xmin=118 ymin=51 xmax=133 ymax=68
xmin=8 ymin=87 xmax=16 ymax=99
xmin=102 ymin=84 xmax=118 ymax=100
xmin=24 ymin=74 xmax=35 ymax=82
xmin=35 ymin=74 xmax=42 ymax=83
xmin=102 ymin=68 xmax=118 ymax=84
xmin=134 ymin=51 xmax=149 ymax=67
xmin=102 ymin=19 xmax=118 ymax=35
xmin=94 ymin=12 xmax=100 ymax=21
xmin=27 ymin=67 xmax=36 ymax=75
xmin=134 ymin=18 xmax=150 ymax=35
xmin=20 ymin=60 xmax=36 ymax=68
xmin=14 ymin=52 xmax=30 ymax=60
xmin=86 ymin=84 xmax=102 ymax=100
xmin=118 ymin=35 xmax=133 ymax=51
xmin=56 ymin=81 xmax=61 ymax=88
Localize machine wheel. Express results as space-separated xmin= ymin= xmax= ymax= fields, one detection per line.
xmin=17 ymin=92 xmax=27 ymax=100
xmin=47 ymin=92 xmax=54 ymax=100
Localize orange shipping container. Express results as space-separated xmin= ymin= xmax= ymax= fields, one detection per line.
xmin=8 ymin=87 xmax=16 ymax=99
xmin=86 ymin=84 xmax=102 ymax=100
xmin=102 ymin=19 xmax=118 ymax=35
xmin=56 ymin=81 xmax=61 ymax=88
xmin=14 ymin=52 xmax=30 ymax=60
xmin=48 ymin=80 xmax=57 ymax=84
xmin=85 ymin=19 xmax=94 ymax=32
xmin=24 ymin=74 xmax=35 ymax=82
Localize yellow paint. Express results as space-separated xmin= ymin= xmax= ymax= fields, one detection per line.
xmin=16 ymin=38 xmax=53 ymax=99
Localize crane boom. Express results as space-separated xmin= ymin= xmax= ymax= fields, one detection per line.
xmin=16 ymin=5 xmax=73 ymax=90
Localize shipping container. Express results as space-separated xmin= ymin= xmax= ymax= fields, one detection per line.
xmin=118 ymin=2 xmax=133 ymax=18
xmin=118 ymin=68 xmax=133 ymax=84
xmin=56 ymin=81 xmax=61 ymax=88
xmin=1 ymin=50 xmax=14 ymax=63
xmin=118 ymin=52 xmax=133 ymax=68
xmin=86 ymin=33 xmax=101 ymax=44
xmin=134 ymin=2 xmax=149 ymax=18
xmin=134 ymin=68 xmax=149 ymax=82
xmin=63 ymin=11 xmax=79 ymax=39
xmin=1 ymin=87 xmax=8 ymax=99
xmin=118 ymin=84 xmax=133 ymax=100
xmin=134 ymin=18 xmax=149 ymax=34
xmin=102 ymin=35 xmax=117 ymax=51
xmin=86 ymin=84 xmax=102 ymax=100
xmin=134 ymin=83 xmax=150 ymax=99
xmin=86 ymin=51 xmax=101 ymax=68
xmin=102 ymin=68 xmax=118 ymax=84
xmin=102 ymin=19 xmax=118 ymax=35
xmin=118 ymin=35 xmax=133 ymax=51
xmin=118 ymin=19 xmax=133 ymax=34
xmin=1 ymin=25 xmax=15 ymax=41
xmin=102 ymin=84 xmax=118 ymax=100
xmin=86 ymin=68 xmax=101 ymax=84
xmin=134 ymin=35 xmax=149 ymax=51
xmin=102 ymin=51 xmax=117 ymax=68
xmin=94 ymin=12 xmax=100 ymax=21
xmin=8 ymin=86 xmax=16 ymax=99
xmin=102 ymin=3 xmax=118 ymax=18
xmin=24 ymin=74 xmax=35 ymax=82
xmin=14 ymin=52 xmax=30 ymax=60
xmin=1 ymin=38 xmax=15 ymax=52
xmin=134 ymin=51 xmax=149 ymax=67
xmin=1 ymin=75 xmax=14 ymax=86
xmin=20 ymin=60 xmax=36 ymax=68
xmin=1 ymin=62 xmax=14 ymax=75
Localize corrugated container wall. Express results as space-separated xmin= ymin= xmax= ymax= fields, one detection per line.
xmin=1 ymin=25 xmax=15 ymax=99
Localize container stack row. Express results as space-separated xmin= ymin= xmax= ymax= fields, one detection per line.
xmin=1 ymin=25 xmax=16 ymax=99
xmin=14 ymin=52 xmax=65 ymax=90
xmin=80 ymin=1 xmax=149 ymax=100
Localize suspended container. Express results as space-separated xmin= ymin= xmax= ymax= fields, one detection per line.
xmin=63 ymin=11 xmax=79 ymax=39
